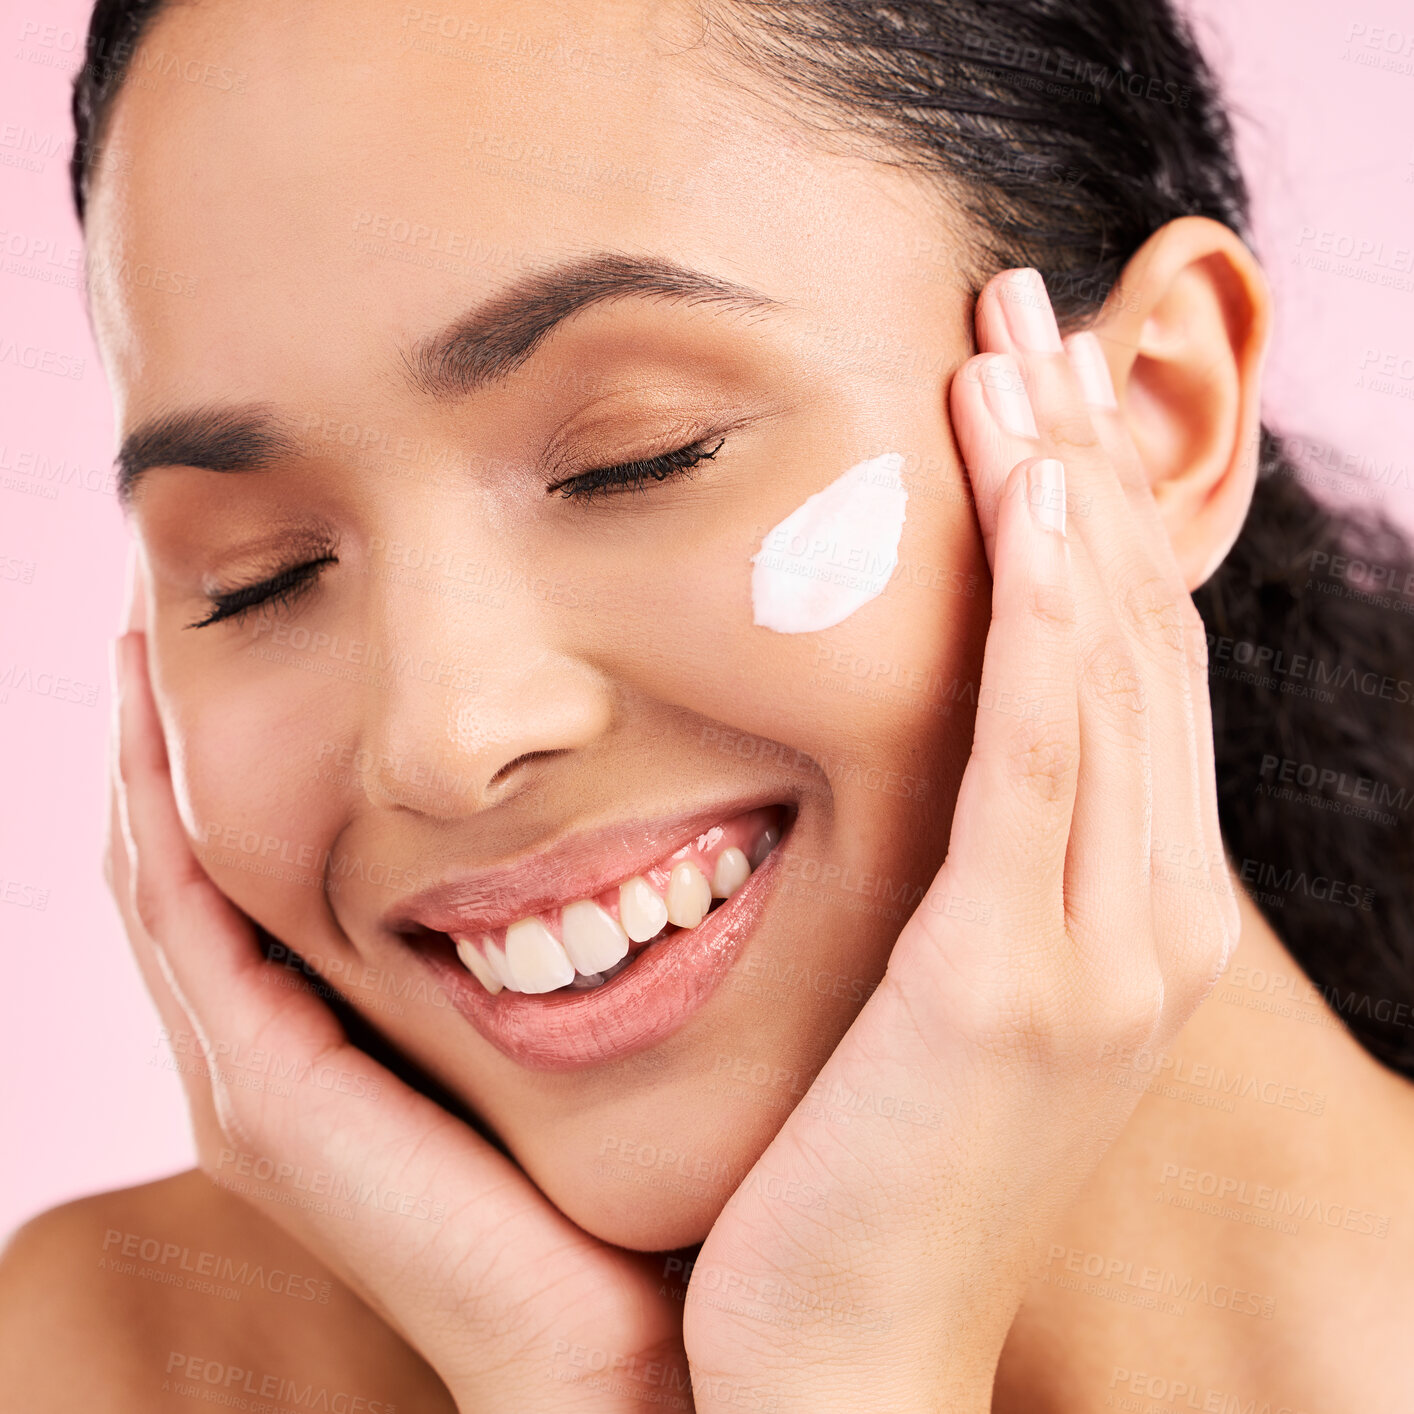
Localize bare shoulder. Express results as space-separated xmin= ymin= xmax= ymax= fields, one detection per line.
xmin=0 ymin=1168 xmax=456 ymax=1412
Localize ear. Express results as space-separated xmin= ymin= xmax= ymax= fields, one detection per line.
xmin=1089 ymin=215 xmax=1273 ymax=589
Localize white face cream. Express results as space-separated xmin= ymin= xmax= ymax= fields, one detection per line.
xmin=750 ymin=452 xmax=908 ymax=634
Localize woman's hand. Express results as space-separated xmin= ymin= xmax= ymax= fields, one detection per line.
xmin=106 ymin=566 xmax=691 ymax=1413
xmin=680 ymin=267 xmax=1240 ymax=1413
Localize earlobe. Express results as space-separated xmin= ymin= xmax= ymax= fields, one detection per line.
xmin=1093 ymin=215 xmax=1273 ymax=589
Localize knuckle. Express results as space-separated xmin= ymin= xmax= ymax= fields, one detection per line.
xmin=1041 ymin=410 xmax=1100 ymax=452
xmin=1117 ymin=569 xmax=1187 ymax=652
xmin=1167 ymin=964 xmax=1216 ymax=1020
xmin=1080 ymin=635 xmax=1148 ymax=726
xmin=1027 ymin=578 xmax=1077 ymax=631
xmin=957 ymin=961 xmax=1079 ymax=1069
xmin=997 ymin=994 xmax=1073 ymax=1068
xmin=1000 ymin=711 xmax=1078 ymax=806
xmin=1088 ymin=959 xmax=1166 ymax=1052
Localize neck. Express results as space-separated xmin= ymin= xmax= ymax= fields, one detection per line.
xmin=996 ymin=886 xmax=1414 ymax=1413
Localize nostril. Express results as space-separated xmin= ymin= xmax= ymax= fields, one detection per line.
xmin=487 ymin=749 xmax=563 ymax=793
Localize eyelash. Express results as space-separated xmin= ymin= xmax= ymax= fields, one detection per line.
xmin=188 ymin=438 xmax=723 ymax=628
xmin=547 ymin=435 xmax=727 ymax=503
xmin=187 ymin=555 xmax=338 ymax=630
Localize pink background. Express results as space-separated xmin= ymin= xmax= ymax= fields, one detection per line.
xmin=3 ymin=0 xmax=1412 ymax=1239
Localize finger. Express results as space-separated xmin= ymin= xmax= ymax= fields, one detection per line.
xmin=947 ymin=352 xmax=1037 ymax=570
xmin=121 ymin=536 xmax=148 ymax=632
xmin=1065 ymin=329 xmax=1239 ymax=953
xmin=1060 ymin=331 xmax=1147 ymax=491
xmin=105 ymin=628 xmax=245 ymax=1170
xmin=982 ymin=271 xmax=1231 ymax=1002
xmin=931 ymin=457 xmax=1077 ymax=926
xmin=108 ymin=542 xmax=153 ymax=809
xmin=1062 ymin=330 xmax=1179 ymax=571
xmin=110 ymin=630 xmax=635 ymax=1397
xmin=975 ymin=269 xmax=1141 ymax=577
xmin=964 ymin=278 xmax=1172 ymax=999
xmin=951 ymin=334 xmax=1156 ymax=973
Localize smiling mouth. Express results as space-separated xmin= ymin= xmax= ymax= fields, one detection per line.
xmin=413 ymin=804 xmax=788 ymax=998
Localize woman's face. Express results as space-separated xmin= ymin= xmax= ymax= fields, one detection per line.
xmin=91 ymin=0 xmax=993 ymax=1249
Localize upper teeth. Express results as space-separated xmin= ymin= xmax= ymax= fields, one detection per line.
xmin=561 ymin=899 xmax=631 ymax=974
xmin=666 ymin=862 xmax=711 ymax=929
xmin=619 ymin=875 xmax=669 ymax=943
xmin=448 ymin=811 xmax=780 ymax=996
xmin=711 ymin=847 xmax=751 ymax=897
xmin=505 ymin=917 xmax=576 ymax=993
xmin=454 ymin=935 xmax=502 ymax=994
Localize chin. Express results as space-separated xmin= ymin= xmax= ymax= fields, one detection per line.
xmin=535 ymin=1159 xmax=736 ymax=1252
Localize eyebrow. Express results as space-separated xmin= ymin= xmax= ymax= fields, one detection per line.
xmin=115 ymin=252 xmax=782 ymax=505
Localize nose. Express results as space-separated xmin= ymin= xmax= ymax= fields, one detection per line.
xmin=354 ymin=567 xmax=612 ymax=818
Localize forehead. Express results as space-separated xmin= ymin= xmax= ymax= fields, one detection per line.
xmin=87 ymin=0 xmax=956 ymax=416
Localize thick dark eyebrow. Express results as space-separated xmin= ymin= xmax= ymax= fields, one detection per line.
xmin=404 ymin=251 xmax=782 ymax=396
xmin=116 ymin=253 xmax=782 ymax=505
xmin=116 ymin=404 xmax=299 ymax=508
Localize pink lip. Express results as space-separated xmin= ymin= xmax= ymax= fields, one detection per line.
xmin=384 ymin=795 xmax=791 ymax=937
xmin=416 ymin=834 xmax=788 ymax=1070
xmin=387 ymin=799 xmax=796 ymax=1072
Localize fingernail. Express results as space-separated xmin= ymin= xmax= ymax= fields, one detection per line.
xmin=1066 ymin=331 xmax=1118 ymax=409
xmin=998 ymin=268 xmax=1063 ymax=353
xmin=1027 ymin=459 xmax=1067 ymax=536
xmin=979 ymin=353 xmax=1038 ymax=437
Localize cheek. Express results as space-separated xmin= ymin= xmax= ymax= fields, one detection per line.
xmin=553 ymin=449 xmax=987 ymax=791
xmin=156 ymin=646 xmax=354 ymax=939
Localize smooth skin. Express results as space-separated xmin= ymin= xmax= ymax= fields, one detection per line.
xmin=4 ymin=1 xmax=1414 ymax=1409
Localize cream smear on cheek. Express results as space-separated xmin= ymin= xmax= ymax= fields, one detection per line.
xmin=750 ymin=452 xmax=908 ymax=634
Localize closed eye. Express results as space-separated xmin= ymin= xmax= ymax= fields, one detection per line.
xmin=186 ymin=555 xmax=338 ymax=629
xmin=545 ymin=436 xmax=726 ymax=503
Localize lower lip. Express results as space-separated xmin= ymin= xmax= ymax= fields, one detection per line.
xmin=413 ymin=825 xmax=790 ymax=1072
